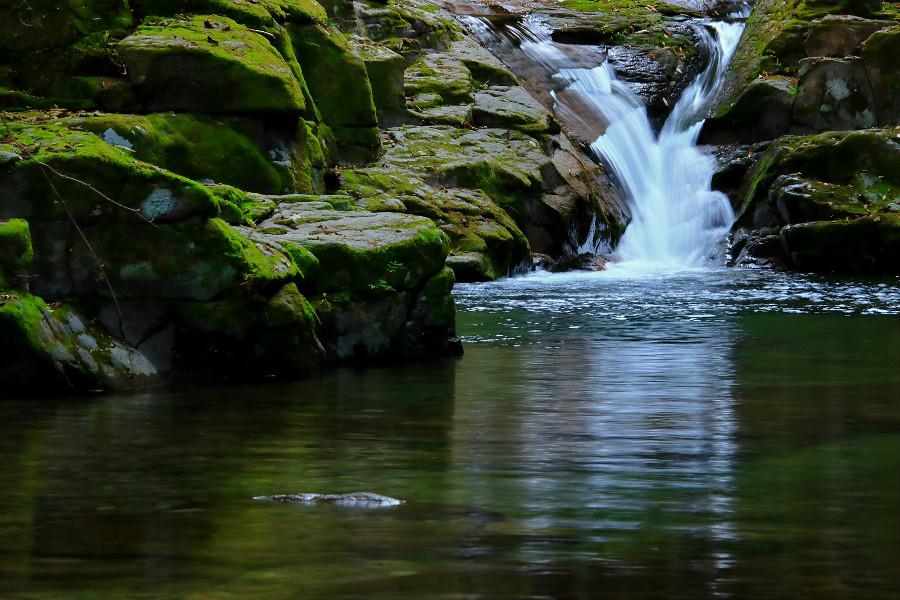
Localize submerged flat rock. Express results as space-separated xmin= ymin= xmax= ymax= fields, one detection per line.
xmin=253 ymin=492 xmax=405 ymax=508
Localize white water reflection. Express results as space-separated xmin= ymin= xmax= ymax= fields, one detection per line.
xmin=451 ymin=266 xmax=900 ymax=568
xmin=451 ymin=285 xmax=741 ymax=566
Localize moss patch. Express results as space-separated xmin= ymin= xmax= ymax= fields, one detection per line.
xmin=118 ymin=15 xmax=307 ymax=115
xmin=0 ymin=218 xmax=33 ymax=288
xmin=289 ymin=23 xmax=381 ymax=158
xmin=0 ymin=118 xmax=221 ymax=224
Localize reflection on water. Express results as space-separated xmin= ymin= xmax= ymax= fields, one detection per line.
xmin=1 ymin=269 xmax=899 ymax=598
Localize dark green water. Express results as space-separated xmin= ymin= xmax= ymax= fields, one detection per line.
xmin=2 ymin=268 xmax=899 ymax=599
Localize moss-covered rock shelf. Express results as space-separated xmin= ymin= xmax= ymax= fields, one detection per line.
xmin=707 ymin=0 xmax=900 ymax=274
xmin=0 ymin=0 xmax=624 ymax=394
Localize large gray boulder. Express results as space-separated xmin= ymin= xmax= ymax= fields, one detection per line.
xmin=793 ymin=57 xmax=877 ymax=131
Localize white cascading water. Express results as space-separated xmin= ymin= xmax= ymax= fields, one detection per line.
xmin=463 ymin=10 xmax=747 ymax=268
xmin=558 ymin=22 xmax=745 ymax=267
xmin=580 ymin=23 xmax=742 ymax=267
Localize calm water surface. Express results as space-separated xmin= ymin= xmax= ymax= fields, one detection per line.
xmin=2 ymin=267 xmax=899 ymax=599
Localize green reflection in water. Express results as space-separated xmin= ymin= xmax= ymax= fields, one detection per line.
xmin=0 ymin=312 xmax=897 ymax=599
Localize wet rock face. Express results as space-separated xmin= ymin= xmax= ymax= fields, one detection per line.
xmin=253 ymin=492 xmax=405 ymax=507
xmin=539 ymin=7 xmax=703 ymax=117
xmin=793 ymin=57 xmax=877 ymax=131
xmin=805 ymin=14 xmax=895 ymax=57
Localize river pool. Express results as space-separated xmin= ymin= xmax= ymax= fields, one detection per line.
xmin=1 ymin=267 xmax=899 ymax=598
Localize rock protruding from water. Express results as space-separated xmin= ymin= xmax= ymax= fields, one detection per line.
xmin=253 ymin=492 xmax=405 ymax=508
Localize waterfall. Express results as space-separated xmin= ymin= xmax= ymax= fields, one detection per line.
xmin=461 ymin=8 xmax=748 ymax=269
xmin=557 ymin=21 xmax=746 ymax=267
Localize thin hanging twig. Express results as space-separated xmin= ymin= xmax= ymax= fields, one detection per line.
xmin=2 ymin=112 xmax=139 ymax=383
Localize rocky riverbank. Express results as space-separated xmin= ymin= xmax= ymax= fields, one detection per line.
xmin=0 ymin=0 xmax=625 ymax=393
xmin=703 ymin=0 xmax=900 ymax=271
xmin=1 ymin=0 xmax=898 ymax=394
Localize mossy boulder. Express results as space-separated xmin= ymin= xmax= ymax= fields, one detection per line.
xmin=71 ymin=113 xmax=325 ymax=195
xmin=739 ymin=128 xmax=900 ymax=224
xmin=118 ymin=15 xmax=307 ymax=115
xmin=805 ymin=14 xmax=895 ymax=57
xmin=793 ymin=57 xmax=878 ymax=131
xmin=862 ymin=25 xmax=900 ymax=125
xmin=0 ymin=120 xmax=221 ymax=224
xmin=0 ymin=218 xmax=33 ymax=288
xmin=448 ymin=37 xmax=517 ymax=87
xmin=771 ymin=176 xmax=873 ymax=224
xmin=25 ymin=217 xmax=297 ymax=301
xmin=780 ymin=214 xmax=900 ymax=272
xmin=348 ymin=0 xmax=460 ymax=53
xmin=550 ymin=0 xmax=700 ymax=50
xmin=244 ymin=205 xmax=449 ymax=297
xmin=472 ymin=86 xmax=555 ymax=134
xmin=702 ymin=76 xmax=796 ymax=143
xmin=0 ymin=293 xmax=158 ymax=395
xmin=0 ymin=0 xmax=134 ymax=108
xmin=351 ymin=40 xmax=407 ymax=125
xmin=405 ymin=53 xmax=473 ymax=104
xmin=289 ymin=23 xmax=381 ymax=161
xmin=411 ymin=104 xmax=472 ymax=127
xmin=340 ymin=168 xmax=531 ymax=281
xmin=173 ymin=281 xmax=325 ymax=379
xmin=131 ymin=0 xmax=327 ymax=28
xmin=716 ymin=0 xmax=887 ymax=120
xmin=241 ymin=201 xmax=457 ymax=361
xmin=0 ymin=0 xmax=133 ymax=55
xmin=376 ymin=125 xmax=548 ymax=220
xmin=735 ymin=128 xmax=900 ymax=273
xmin=540 ymin=1 xmax=700 ymax=112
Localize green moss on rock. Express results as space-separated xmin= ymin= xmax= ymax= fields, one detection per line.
xmin=0 ymin=218 xmax=33 ymax=288
xmin=739 ymin=127 xmax=900 ymax=223
xmin=717 ymin=0 xmax=888 ymax=119
xmin=289 ymin=23 xmax=381 ymax=160
xmin=118 ymin=15 xmax=307 ymax=115
xmin=0 ymin=119 xmax=221 ymax=224
xmin=781 ymin=214 xmax=900 ymax=272
xmin=405 ymin=53 xmax=473 ymax=104
xmin=737 ymin=127 xmax=900 ymax=273
xmin=340 ymin=166 xmax=531 ymax=282
xmin=0 ymin=0 xmax=132 ymax=55
xmin=132 ymin=0 xmax=326 ymax=27
xmin=0 ymin=292 xmax=158 ymax=395
xmin=72 ymin=113 xmax=290 ymax=194
xmin=351 ymin=40 xmax=407 ymax=122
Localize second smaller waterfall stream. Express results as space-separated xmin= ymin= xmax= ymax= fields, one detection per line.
xmin=463 ymin=11 xmax=747 ymax=268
